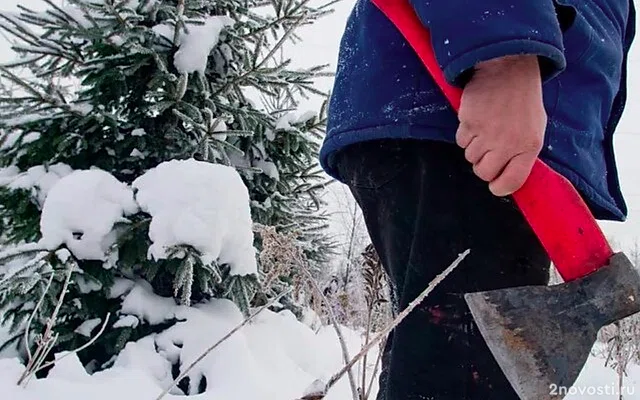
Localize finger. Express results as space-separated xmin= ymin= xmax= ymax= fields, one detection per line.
xmin=488 ymin=153 xmax=536 ymax=196
xmin=455 ymin=121 xmax=475 ymax=148
xmin=464 ymin=137 xmax=490 ymax=164
xmin=472 ymin=151 xmax=509 ymax=182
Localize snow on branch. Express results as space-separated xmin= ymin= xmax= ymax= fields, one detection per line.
xmin=38 ymin=168 xmax=138 ymax=260
xmin=133 ymin=159 xmax=257 ymax=276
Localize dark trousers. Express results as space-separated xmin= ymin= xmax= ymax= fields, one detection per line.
xmin=334 ymin=139 xmax=551 ymax=400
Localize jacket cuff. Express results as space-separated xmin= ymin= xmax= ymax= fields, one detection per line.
xmin=444 ymin=39 xmax=566 ymax=86
xmin=410 ymin=1 xmax=567 ymax=87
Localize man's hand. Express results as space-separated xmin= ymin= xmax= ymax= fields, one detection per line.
xmin=455 ymin=55 xmax=546 ymax=197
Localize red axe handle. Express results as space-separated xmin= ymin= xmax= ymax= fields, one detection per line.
xmin=371 ymin=0 xmax=614 ymax=281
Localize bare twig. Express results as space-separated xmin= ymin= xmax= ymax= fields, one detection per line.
xmin=155 ymin=288 xmax=293 ymax=400
xmin=256 ymin=223 xmax=358 ymax=400
xmin=18 ymin=262 xmax=74 ymax=386
xmin=360 ymin=306 xmax=373 ymax=400
xmin=364 ymin=337 xmax=386 ymax=400
xmin=35 ymin=312 xmax=111 ymax=374
xmin=300 ymin=249 xmax=470 ymax=399
xmin=23 ymin=272 xmax=55 ymax=361
xmin=296 ymin=252 xmax=359 ymax=400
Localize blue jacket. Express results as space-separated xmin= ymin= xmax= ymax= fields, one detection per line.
xmin=319 ymin=0 xmax=636 ymax=221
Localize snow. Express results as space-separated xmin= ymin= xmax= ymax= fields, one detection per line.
xmin=74 ymin=318 xmax=102 ymax=338
xmin=0 ymin=356 xmax=162 ymax=400
xmin=173 ymin=16 xmax=234 ymax=74
xmin=74 ymin=274 xmax=103 ymax=293
xmin=0 ymin=321 xmax=18 ymax=359
xmin=108 ymin=278 xmax=135 ymax=299
xmin=151 ymin=23 xmax=173 ymax=43
xmin=38 ymin=169 xmax=138 ymax=260
xmin=1 ymin=131 xmax=20 ymax=150
xmin=120 ymin=280 xmax=183 ymax=325
xmin=0 ymin=166 xmax=19 ymax=185
xmin=275 ymin=112 xmax=298 ymax=131
xmin=112 ymin=315 xmax=139 ymax=329
xmin=132 ymin=159 xmax=257 ymax=275
xmin=0 ymin=295 xmax=377 ymax=400
xmin=273 ymin=110 xmax=317 ymax=133
xmin=131 ymin=128 xmax=146 ymax=137
xmin=2 ymin=113 xmax=49 ymax=127
xmin=2 ymin=163 xmax=74 ymax=206
xmin=129 ymin=148 xmax=145 ymax=158
xmin=255 ymin=159 xmax=279 ymax=180
xmin=21 ymin=131 xmax=40 ymax=144
xmin=69 ymin=102 xmax=94 ymax=115
xmin=54 ymin=248 xmax=71 ymax=263
xmin=3 ymin=305 xmax=640 ymax=400
xmin=212 ymin=119 xmax=227 ymax=141
xmin=62 ymin=5 xmax=94 ymax=29
xmin=298 ymin=110 xmax=318 ymax=124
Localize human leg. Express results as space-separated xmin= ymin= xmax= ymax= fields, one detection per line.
xmin=334 ymin=138 xmax=551 ymax=399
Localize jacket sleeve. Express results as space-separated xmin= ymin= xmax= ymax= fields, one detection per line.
xmin=409 ymin=1 xmax=567 ymax=87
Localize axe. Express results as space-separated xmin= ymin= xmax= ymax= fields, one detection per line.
xmin=370 ymin=0 xmax=640 ymax=398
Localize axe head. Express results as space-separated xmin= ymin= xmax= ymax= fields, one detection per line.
xmin=465 ymin=252 xmax=640 ymax=400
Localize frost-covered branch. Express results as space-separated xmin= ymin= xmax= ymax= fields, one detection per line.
xmin=35 ymin=312 xmax=111 ymax=374
xmin=300 ymin=249 xmax=471 ymax=400
xmin=23 ymin=271 xmax=55 ymax=361
xmin=18 ymin=261 xmax=74 ymax=387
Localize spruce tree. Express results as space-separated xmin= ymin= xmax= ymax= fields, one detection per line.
xmin=0 ymin=0 xmax=335 ymax=371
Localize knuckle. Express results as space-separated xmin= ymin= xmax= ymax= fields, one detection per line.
xmin=509 ymin=172 xmax=528 ymax=191
xmin=456 ymin=127 xmax=472 ymax=147
xmin=473 ymin=163 xmax=493 ymax=182
xmin=524 ymin=137 xmax=543 ymax=153
xmin=464 ymin=150 xmax=473 ymax=162
xmin=531 ymin=136 xmax=544 ymax=148
xmin=464 ymin=146 xmax=477 ymax=162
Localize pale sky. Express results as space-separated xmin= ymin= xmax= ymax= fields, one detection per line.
xmin=2 ymin=0 xmax=640 ymax=251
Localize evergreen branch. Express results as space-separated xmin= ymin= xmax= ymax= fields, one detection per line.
xmin=0 ymin=242 xmax=48 ymax=266
xmin=11 ymin=45 xmax=78 ymax=63
xmin=0 ymin=55 xmax=45 ymax=69
xmin=253 ymin=12 xmax=304 ymax=71
xmin=155 ymin=287 xmax=293 ymax=400
xmin=43 ymin=0 xmax=85 ymax=29
xmin=173 ymin=0 xmax=186 ymax=45
xmin=213 ymin=10 xmax=307 ymax=96
xmin=0 ymin=12 xmax=42 ymax=48
xmin=0 ymin=66 xmax=48 ymax=102
xmin=0 ymin=254 xmax=53 ymax=293
xmin=70 ymin=1 xmax=102 ymax=30
xmin=316 ymin=0 xmax=342 ymax=12
xmin=286 ymin=0 xmax=314 ymax=19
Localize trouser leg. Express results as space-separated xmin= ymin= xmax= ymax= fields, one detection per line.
xmin=334 ymin=139 xmax=551 ymax=400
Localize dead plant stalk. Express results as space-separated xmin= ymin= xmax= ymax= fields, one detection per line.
xmin=300 ymin=249 xmax=470 ymax=400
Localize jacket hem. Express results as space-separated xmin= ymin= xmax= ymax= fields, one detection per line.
xmin=320 ymin=124 xmax=625 ymax=222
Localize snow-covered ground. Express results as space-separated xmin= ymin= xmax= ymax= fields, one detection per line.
xmin=0 ymin=297 xmax=378 ymax=400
